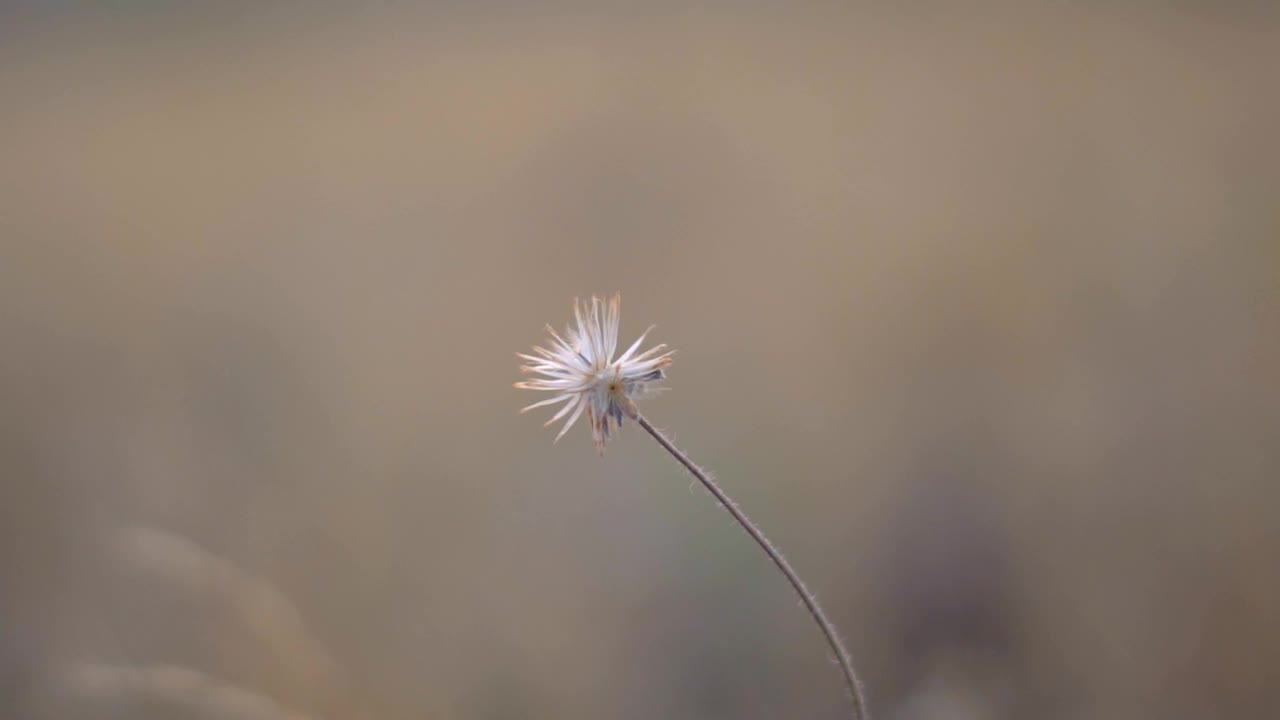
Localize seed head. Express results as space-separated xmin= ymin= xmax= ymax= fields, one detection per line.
xmin=516 ymin=294 xmax=673 ymax=453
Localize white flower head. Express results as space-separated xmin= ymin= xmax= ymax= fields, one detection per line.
xmin=516 ymin=294 xmax=673 ymax=453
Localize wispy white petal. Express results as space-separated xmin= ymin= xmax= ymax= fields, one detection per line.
xmin=544 ymin=394 xmax=582 ymax=427
xmin=553 ymin=397 xmax=588 ymax=442
xmin=615 ymin=325 xmax=656 ymax=364
xmin=520 ymin=393 xmax=573 ymax=413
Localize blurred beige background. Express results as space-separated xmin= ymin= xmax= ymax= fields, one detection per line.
xmin=2 ymin=3 xmax=1278 ymax=719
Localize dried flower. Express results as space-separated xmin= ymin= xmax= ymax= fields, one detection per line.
xmin=517 ymin=295 xmax=869 ymax=718
xmin=516 ymin=294 xmax=673 ymax=452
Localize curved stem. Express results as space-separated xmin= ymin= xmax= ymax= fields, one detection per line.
xmin=633 ymin=413 xmax=868 ymax=719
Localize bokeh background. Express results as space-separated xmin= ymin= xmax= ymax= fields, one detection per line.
xmin=2 ymin=3 xmax=1278 ymax=719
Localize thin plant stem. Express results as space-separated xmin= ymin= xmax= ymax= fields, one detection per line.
xmin=633 ymin=412 xmax=868 ymax=720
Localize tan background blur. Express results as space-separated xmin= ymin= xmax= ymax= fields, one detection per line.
xmin=2 ymin=3 xmax=1278 ymax=719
